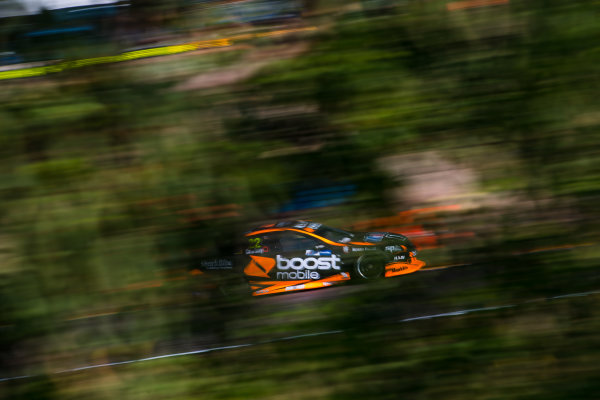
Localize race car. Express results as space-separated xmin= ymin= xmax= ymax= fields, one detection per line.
xmin=239 ymin=220 xmax=425 ymax=296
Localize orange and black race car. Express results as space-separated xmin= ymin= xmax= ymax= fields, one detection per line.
xmin=233 ymin=220 xmax=425 ymax=296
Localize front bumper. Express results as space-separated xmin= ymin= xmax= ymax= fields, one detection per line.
xmin=384 ymin=258 xmax=426 ymax=278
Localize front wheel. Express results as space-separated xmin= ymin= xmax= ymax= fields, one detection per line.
xmin=354 ymin=254 xmax=385 ymax=280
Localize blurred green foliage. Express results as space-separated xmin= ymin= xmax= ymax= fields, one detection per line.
xmin=1 ymin=0 xmax=599 ymax=398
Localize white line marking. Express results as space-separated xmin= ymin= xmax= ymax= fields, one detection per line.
xmin=55 ymin=343 xmax=254 ymax=374
xmin=399 ymin=305 xmax=515 ymax=322
xmin=550 ymin=289 xmax=600 ymax=299
xmin=268 ymin=330 xmax=344 ymax=342
xmin=0 ymin=375 xmax=32 ymax=382
xmin=2 ymin=289 xmax=599 ymax=382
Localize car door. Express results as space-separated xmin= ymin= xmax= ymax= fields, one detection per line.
xmin=275 ymin=231 xmax=342 ymax=281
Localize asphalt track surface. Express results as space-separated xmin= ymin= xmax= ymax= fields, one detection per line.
xmin=2 ymin=281 xmax=599 ymax=383
xmin=2 ymin=242 xmax=597 ymax=383
xmin=2 ymin=243 xmax=596 ymax=382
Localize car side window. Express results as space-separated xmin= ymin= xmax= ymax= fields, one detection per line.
xmin=247 ymin=234 xmax=281 ymax=252
xmin=278 ymin=232 xmax=318 ymax=252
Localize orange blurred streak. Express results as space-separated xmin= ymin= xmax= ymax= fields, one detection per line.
xmin=351 ymin=205 xmax=461 ymax=231
xmin=447 ymin=0 xmax=509 ymax=11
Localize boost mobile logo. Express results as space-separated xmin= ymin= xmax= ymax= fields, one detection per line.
xmin=276 ymin=254 xmax=341 ymax=271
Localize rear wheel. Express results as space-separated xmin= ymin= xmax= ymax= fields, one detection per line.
xmin=354 ymin=254 xmax=385 ymax=280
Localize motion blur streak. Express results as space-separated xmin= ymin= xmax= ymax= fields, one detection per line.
xmin=0 ymin=27 xmax=316 ymax=81
xmin=0 ymin=330 xmax=343 ymax=383
xmin=2 ymin=289 xmax=598 ymax=384
xmin=446 ymin=0 xmax=509 ymax=11
xmin=2 ymin=1 xmax=599 ymax=398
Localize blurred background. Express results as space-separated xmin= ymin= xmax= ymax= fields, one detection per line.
xmin=1 ymin=0 xmax=599 ymax=398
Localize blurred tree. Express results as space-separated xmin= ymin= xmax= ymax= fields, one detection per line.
xmin=128 ymin=0 xmax=188 ymax=31
xmin=0 ymin=2 xmax=26 ymax=56
xmin=1 ymin=1 xmax=599 ymax=393
xmin=0 ymin=0 xmax=25 ymax=17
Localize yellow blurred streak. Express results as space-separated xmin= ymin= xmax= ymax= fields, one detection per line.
xmin=0 ymin=27 xmax=317 ymax=81
xmin=0 ymin=66 xmax=48 ymax=79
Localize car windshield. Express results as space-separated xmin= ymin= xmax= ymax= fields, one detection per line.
xmin=315 ymin=226 xmax=354 ymax=243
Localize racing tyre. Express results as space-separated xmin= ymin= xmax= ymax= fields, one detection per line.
xmin=354 ymin=254 xmax=385 ymax=280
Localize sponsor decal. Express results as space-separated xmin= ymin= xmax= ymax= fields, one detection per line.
xmin=246 ymin=247 xmax=269 ymax=255
xmin=393 ymin=254 xmax=407 ymax=261
xmin=276 ymin=254 xmax=341 ymax=280
xmin=343 ymin=246 xmax=349 ymax=253
xmin=352 ymin=247 xmax=376 ymax=252
xmin=276 ymin=254 xmax=341 ymax=271
xmin=285 ymin=284 xmax=306 ymax=291
xmin=293 ymin=221 xmax=308 ymax=229
xmin=306 ymin=249 xmax=332 ymax=256
xmin=244 ymin=256 xmax=276 ymax=278
xmin=389 ymin=265 xmax=408 ymax=272
xmin=385 ymin=245 xmax=404 ymax=252
xmin=308 ymin=222 xmax=322 ymax=230
xmin=277 ymin=271 xmax=320 ymax=280
xmin=200 ymin=259 xmax=233 ymax=269
xmin=365 ymin=233 xmax=385 ymax=242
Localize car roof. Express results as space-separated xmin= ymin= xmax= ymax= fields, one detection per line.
xmin=245 ymin=221 xmax=376 ymax=248
xmin=246 ymin=220 xmax=322 ymax=235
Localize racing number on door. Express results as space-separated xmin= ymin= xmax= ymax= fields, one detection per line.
xmin=248 ymin=238 xmax=261 ymax=249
